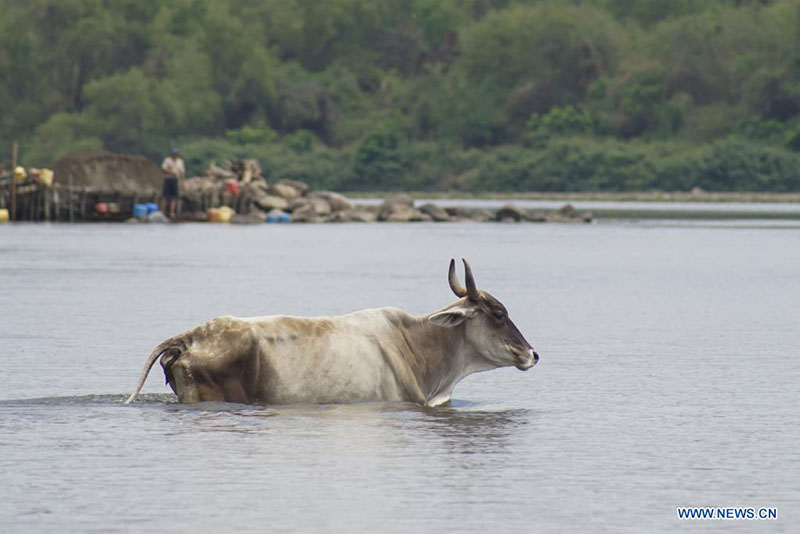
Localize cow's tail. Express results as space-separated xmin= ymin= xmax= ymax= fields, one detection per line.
xmin=124 ymin=336 xmax=186 ymax=404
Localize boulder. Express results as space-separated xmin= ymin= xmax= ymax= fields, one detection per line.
xmin=495 ymin=203 xmax=525 ymax=222
xmin=314 ymin=191 xmax=354 ymax=212
xmin=275 ymin=179 xmax=310 ymax=196
xmin=349 ymin=210 xmax=378 ymax=223
xmin=328 ymin=210 xmax=377 ymax=223
xmin=268 ymin=183 xmax=300 ymax=200
xmin=453 ymin=208 xmax=494 ymax=222
xmin=242 ymin=180 xmax=269 ymax=196
xmin=290 ymin=204 xmax=323 ymax=223
xmin=445 ymin=206 xmax=470 ymax=219
xmin=419 ymin=203 xmax=451 ymax=222
xmin=287 ymin=197 xmax=309 ymax=212
xmin=284 ymin=196 xmax=332 ymax=216
xmin=147 ymin=211 xmax=170 ymax=224
xmin=207 ymin=162 xmax=236 ymax=181
xmin=307 ymin=196 xmax=332 ymax=216
xmin=254 ymin=193 xmax=289 ymax=212
xmin=378 ymin=194 xmax=415 ymax=221
xmin=544 ymin=204 xmax=592 ymax=223
xmin=411 ymin=210 xmax=434 ymax=222
xmin=558 ymin=203 xmax=577 ymax=218
xmin=527 ymin=211 xmax=547 ymax=222
xmin=182 ymin=177 xmax=220 ymax=205
xmin=382 ymin=208 xmax=431 ymax=223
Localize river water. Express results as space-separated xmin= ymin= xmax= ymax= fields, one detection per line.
xmin=1 ymin=219 xmax=797 ymax=532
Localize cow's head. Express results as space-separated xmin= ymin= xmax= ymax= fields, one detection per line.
xmin=429 ymin=259 xmax=539 ymax=371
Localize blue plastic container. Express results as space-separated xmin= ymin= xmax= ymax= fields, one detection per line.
xmin=266 ymin=211 xmax=291 ymax=223
xmin=133 ymin=204 xmax=149 ymax=219
xmin=145 ymin=202 xmax=160 ymax=214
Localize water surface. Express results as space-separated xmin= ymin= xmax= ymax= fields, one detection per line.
xmin=1 ymin=221 xmax=797 ymax=532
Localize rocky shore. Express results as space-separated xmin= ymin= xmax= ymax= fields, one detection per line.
xmin=180 ymin=160 xmax=591 ymax=224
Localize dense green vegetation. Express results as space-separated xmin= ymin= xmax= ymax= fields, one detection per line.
xmin=3 ymin=0 xmax=800 ymax=192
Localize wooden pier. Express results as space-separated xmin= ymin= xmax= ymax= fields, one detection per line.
xmin=0 ymin=178 xmax=159 ymax=222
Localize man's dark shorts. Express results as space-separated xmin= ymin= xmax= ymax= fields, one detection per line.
xmin=163 ymin=176 xmax=179 ymax=198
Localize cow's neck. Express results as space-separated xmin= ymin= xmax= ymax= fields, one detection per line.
xmin=399 ymin=314 xmax=496 ymax=407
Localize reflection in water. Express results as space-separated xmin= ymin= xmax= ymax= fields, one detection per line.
xmin=0 ymin=394 xmax=535 ymax=453
xmin=417 ymin=406 xmax=531 ymax=454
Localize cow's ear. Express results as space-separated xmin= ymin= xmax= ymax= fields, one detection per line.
xmin=429 ymin=306 xmax=473 ymax=327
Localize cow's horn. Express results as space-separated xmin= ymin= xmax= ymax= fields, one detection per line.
xmin=448 ymin=258 xmax=467 ymax=297
xmin=463 ymin=259 xmax=479 ymax=300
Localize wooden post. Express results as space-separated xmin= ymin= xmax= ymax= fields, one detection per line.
xmin=44 ymin=186 xmax=49 ymax=222
xmin=11 ymin=141 xmax=18 ymax=222
xmin=68 ymin=175 xmax=75 ymax=223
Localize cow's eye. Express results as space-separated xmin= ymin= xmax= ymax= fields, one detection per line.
xmin=494 ymin=311 xmax=505 ymax=320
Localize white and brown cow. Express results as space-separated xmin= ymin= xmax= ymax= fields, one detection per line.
xmin=125 ymin=259 xmax=538 ymax=406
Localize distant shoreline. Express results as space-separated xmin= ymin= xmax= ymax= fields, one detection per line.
xmin=346 ymin=191 xmax=800 ymax=204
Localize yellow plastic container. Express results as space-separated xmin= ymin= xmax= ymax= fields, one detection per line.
xmin=0 ymin=209 xmax=9 ymax=223
xmin=207 ymin=206 xmax=235 ymax=223
xmin=14 ymin=166 xmax=27 ymax=182
xmin=218 ymin=206 xmax=235 ymax=223
xmin=39 ymin=168 xmax=54 ymax=186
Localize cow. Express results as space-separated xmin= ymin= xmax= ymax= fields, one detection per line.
xmin=124 ymin=259 xmax=538 ymax=406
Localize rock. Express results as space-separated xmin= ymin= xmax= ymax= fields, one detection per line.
xmin=495 ymin=203 xmax=525 ymax=222
xmin=314 ymin=191 xmax=354 ymax=212
xmin=284 ymin=196 xmax=332 ymax=216
xmin=542 ymin=203 xmax=592 ymax=223
xmin=328 ymin=210 xmax=377 ymax=223
xmin=254 ymin=193 xmax=289 ymax=211
xmin=453 ymin=208 xmax=494 ymax=222
xmin=290 ymin=204 xmax=322 ymax=223
xmin=544 ymin=212 xmax=593 ymax=224
xmin=419 ymin=203 xmax=451 ymax=222
xmin=378 ymin=194 xmax=415 ymax=221
xmin=275 ymin=179 xmax=310 ymax=196
xmin=383 ymin=208 xmax=431 ymax=222
xmin=349 ymin=210 xmax=378 ymax=223
xmin=207 ymin=163 xmax=236 ymax=181
xmin=287 ymin=197 xmax=309 ymax=212
xmin=242 ymin=180 xmax=269 ymax=196
xmin=147 ymin=211 xmax=170 ymax=224
xmin=445 ymin=206 xmax=470 ymax=219
xmin=558 ymin=203 xmax=577 ymax=218
xmin=239 ymin=159 xmax=262 ymax=183
xmin=307 ymin=196 xmax=332 ymax=216
xmin=268 ymin=183 xmax=300 ymax=200
xmin=124 ymin=217 xmax=138 ymax=224
xmin=411 ymin=211 xmax=433 ymax=222
xmin=182 ymin=177 xmax=220 ymax=205
xmin=383 ymin=210 xmax=415 ymax=222
xmin=527 ymin=211 xmax=547 ymax=222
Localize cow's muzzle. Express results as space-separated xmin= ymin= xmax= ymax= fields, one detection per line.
xmin=515 ymin=349 xmax=539 ymax=371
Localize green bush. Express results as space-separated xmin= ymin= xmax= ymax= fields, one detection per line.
xmin=282 ymin=130 xmax=315 ymax=153
xmin=224 ymin=125 xmax=277 ymax=145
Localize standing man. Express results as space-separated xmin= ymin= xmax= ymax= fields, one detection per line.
xmin=161 ymin=148 xmax=185 ymax=219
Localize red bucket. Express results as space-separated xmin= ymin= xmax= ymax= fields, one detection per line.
xmin=225 ymin=181 xmax=240 ymax=195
